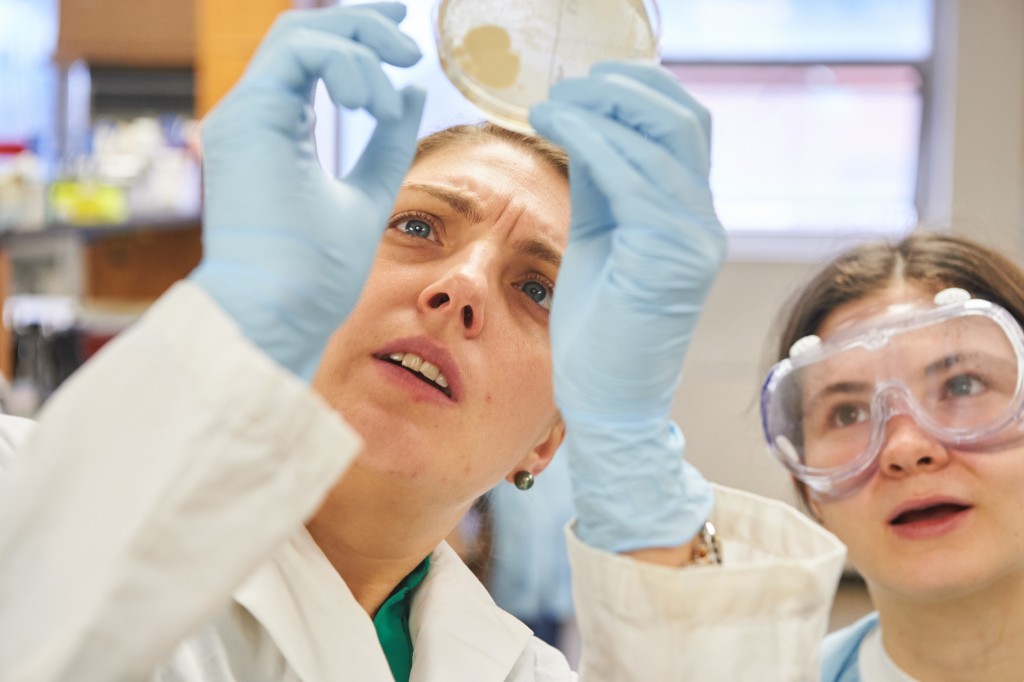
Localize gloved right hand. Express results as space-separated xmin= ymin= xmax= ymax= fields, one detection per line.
xmin=189 ymin=3 xmax=426 ymax=378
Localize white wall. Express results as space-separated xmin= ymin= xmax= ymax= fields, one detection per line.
xmin=678 ymin=0 xmax=1024 ymax=503
xmin=673 ymin=260 xmax=816 ymax=506
xmin=948 ymin=0 xmax=1024 ymax=258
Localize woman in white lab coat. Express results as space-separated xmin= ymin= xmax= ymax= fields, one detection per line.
xmin=0 ymin=4 xmax=845 ymax=681
xmin=761 ymin=232 xmax=1024 ymax=681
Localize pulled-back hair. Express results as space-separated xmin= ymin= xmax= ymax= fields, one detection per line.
xmin=413 ymin=122 xmax=568 ymax=180
xmin=775 ymin=231 xmax=1024 ymax=364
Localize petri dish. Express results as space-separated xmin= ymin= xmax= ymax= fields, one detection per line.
xmin=434 ymin=0 xmax=661 ymax=133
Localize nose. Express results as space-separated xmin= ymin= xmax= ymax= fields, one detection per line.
xmin=417 ymin=247 xmax=491 ymax=338
xmin=877 ymin=414 xmax=951 ymax=478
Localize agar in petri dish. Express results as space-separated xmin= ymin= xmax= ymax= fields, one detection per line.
xmin=434 ymin=0 xmax=661 ymax=133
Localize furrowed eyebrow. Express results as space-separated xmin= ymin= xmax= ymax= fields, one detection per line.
xmin=515 ymin=237 xmax=563 ymax=269
xmin=401 ymin=181 xmax=563 ymax=269
xmin=401 ymin=182 xmax=484 ymax=222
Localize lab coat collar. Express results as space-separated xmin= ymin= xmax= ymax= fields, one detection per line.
xmin=409 ymin=542 xmax=534 ymax=681
xmin=234 ymin=527 xmax=393 ymax=682
xmin=235 ymin=531 xmax=533 ymax=682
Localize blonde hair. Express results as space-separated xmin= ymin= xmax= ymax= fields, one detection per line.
xmin=413 ymin=122 xmax=568 ymax=180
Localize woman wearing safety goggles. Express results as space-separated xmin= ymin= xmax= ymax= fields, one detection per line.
xmin=764 ymin=231 xmax=1024 ymax=681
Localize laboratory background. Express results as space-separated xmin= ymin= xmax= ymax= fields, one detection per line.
xmin=1 ymin=0 xmax=1022 ymax=665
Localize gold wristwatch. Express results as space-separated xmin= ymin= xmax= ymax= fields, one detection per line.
xmin=690 ymin=520 xmax=722 ymax=566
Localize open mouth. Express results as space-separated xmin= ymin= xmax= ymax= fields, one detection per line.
xmin=379 ymin=351 xmax=453 ymax=399
xmin=890 ymin=503 xmax=971 ymax=525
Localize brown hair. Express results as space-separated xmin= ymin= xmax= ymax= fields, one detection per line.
xmin=413 ymin=122 xmax=569 ymax=180
xmin=773 ymin=230 xmax=1024 ymax=509
xmin=776 ymin=231 xmax=1024 ymax=362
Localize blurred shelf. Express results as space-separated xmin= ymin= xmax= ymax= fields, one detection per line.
xmin=0 ymin=215 xmax=201 ymax=244
xmin=0 ymin=216 xmax=202 ymax=380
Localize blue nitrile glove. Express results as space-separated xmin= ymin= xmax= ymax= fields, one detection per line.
xmin=529 ymin=62 xmax=726 ymax=553
xmin=189 ymin=3 xmax=426 ymax=379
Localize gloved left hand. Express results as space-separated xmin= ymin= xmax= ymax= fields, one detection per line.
xmin=190 ymin=3 xmax=426 ymax=379
xmin=529 ymin=62 xmax=726 ymax=553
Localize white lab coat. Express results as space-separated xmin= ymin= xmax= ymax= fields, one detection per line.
xmin=156 ymin=528 xmax=572 ymax=682
xmin=0 ymin=282 xmax=848 ymax=681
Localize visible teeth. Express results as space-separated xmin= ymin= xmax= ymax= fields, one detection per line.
xmin=387 ymin=352 xmax=450 ymax=392
xmin=419 ymin=361 xmax=440 ymax=381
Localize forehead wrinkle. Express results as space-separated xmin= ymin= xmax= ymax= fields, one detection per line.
xmin=401 ymin=181 xmax=484 ymax=222
xmin=469 ymin=174 xmax=567 ymax=261
xmin=404 ymin=172 xmax=567 ymax=261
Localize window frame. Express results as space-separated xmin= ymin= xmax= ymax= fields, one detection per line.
xmin=654 ymin=1 xmax=945 ymax=262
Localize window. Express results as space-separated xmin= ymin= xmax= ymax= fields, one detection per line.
xmin=658 ymin=0 xmax=931 ymax=62
xmin=659 ymin=0 xmax=934 ymax=256
xmin=672 ymin=64 xmax=922 ymax=236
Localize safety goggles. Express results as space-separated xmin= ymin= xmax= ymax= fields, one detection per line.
xmin=760 ymin=288 xmax=1024 ymax=501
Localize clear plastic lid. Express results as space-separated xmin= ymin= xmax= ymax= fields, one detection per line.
xmin=434 ymin=0 xmax=661 ymax=132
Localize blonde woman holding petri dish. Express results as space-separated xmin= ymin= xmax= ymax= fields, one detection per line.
xmin=0 ymin=4 xmax=844 ymax=681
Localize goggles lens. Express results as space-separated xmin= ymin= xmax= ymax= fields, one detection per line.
xmin=761 ymin=295 xmax=1024 ymax=499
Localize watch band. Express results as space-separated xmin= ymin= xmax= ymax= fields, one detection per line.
xmin=690 ymin=520 xmax=723 ymax=566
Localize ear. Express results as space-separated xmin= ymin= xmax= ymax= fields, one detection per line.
xmin=794 ymin=478 xmax=825 ymax=523
xmin=505 ymin=417 xmax=565 ymax=485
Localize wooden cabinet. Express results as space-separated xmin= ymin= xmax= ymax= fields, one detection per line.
xmin=57 ymin=0 xmax=300 ymax=112
xmin=196 ymin=0 xmax=293 ymax=114
xmin=57 ymin=0 xmax=196 ymax=67
xmin=81 ymin=222 xmax=202 ymax=301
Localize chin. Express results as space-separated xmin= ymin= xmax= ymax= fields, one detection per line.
xmin=869 ymin=560 xmax=1007 ymax=604
xmin=357 ymin=431 xmax=435 ymax=478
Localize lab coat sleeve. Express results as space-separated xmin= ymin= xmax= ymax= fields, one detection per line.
xmin=0 ymin=281 xmax=362 ymax=682
xmin=0 ymin=414 xmax=37 ymax=475
xmin=570 ymin=484 xmax=847 ymax=682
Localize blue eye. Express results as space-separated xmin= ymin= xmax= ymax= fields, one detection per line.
xmin=400 ymin=218 xmax=434 ymax=240
xmin=521 ymin=280 xmax=552 ymax=311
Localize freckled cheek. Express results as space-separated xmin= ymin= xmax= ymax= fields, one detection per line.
xmin=356 ymin=247 xmax=418 ymax=298
xmin=496 ymin=358 xmax=555 ymax=408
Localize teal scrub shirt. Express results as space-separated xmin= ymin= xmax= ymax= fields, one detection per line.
xmin=373 ymin=556 xmax=430 ymax=682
